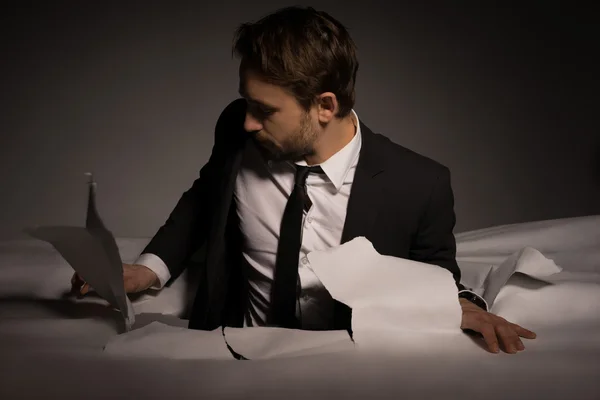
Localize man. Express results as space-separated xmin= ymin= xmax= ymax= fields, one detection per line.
xmin=74 ymin=6 xmax=535 ymax=354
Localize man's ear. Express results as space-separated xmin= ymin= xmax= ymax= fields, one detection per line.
xmin=315 ymin=92 xmax=339 ymax=123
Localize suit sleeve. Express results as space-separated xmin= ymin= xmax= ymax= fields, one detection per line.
xmin=409 ymin=166 xmax=466 ymax=291
xmin=140 ymin=99 xmax=245 ymax=280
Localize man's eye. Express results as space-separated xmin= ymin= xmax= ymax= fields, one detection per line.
xmin=250 ymin=105 xmax=273 ymax=119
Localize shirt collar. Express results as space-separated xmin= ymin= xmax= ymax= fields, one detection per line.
xmin=295 ymin=109 xmax=362 ymax=192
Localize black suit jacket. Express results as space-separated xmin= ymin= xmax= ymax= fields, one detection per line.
xmin=142 ymin=98 xmax=465 ymax=331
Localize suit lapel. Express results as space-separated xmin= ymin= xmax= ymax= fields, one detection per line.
xmin=205 ymin=146 xmax=245 ymax=303
xmin=205 ymin=100 xmax=248 ymax=302
xmin=341 ymin=122 xmax=386 ymax=244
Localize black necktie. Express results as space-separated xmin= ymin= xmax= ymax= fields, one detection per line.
xmin=269 ymin=164 xmax=323 ymax=328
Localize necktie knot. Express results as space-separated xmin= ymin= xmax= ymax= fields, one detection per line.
xmin=294 ymin=165 xmax=323 ymax=187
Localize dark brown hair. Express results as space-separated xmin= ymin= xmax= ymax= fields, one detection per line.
xmin=233 ymin=6 xmax=359 ymax=118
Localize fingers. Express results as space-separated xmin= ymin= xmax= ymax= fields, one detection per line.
xmin=462 ymin=308 xmax=536 ymax=354
xmin=511 ymin=323 xmax=537 ymax=339
xmin=495 ymin=324 xmax=523 ymax=354
xmin=79 ymin=282 xmax=91 ymax=295
xmin=70 ymin=273 xmax=93 ymax=296
xmin=478 ymin=324 xmax=500 ymax=354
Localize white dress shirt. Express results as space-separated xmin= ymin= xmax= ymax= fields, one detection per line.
xmin=137 ymin=110 xmax=362 ymax=330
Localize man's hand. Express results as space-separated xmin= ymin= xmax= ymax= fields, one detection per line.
xmin=460 ymin=298 xmax=537 ymax=354
xmin=70 ymin=264 xmax=159 ymax=296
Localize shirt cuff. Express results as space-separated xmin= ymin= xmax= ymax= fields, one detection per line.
xmin=458 ymin=289 xmax=489 ymax=312
xmin=134 ymin=253 xmax=171 ymax=289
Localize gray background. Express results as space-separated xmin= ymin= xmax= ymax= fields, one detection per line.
xmin=1 ymin=1 xmax=598 ymax=240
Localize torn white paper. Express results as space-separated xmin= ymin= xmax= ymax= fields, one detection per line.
xmin=223 ymin=327 xmax=355 ymax=360
xmin=306 ymin=237 xmax=464 ymax=349
xmin=103 ymin=321 xmax=233 ymax=360
xmin=481 ymin=246 xmax=562 ymax=306
xmin=24 ymin=173 xmax=135 ymax=331
xmin=303 ymin=238 xmax=573 ymax=356
xmin=486 ymin=249 xmax=600 ymax=329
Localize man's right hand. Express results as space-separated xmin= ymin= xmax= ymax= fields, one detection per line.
xmin=70 ymin=264 xmax=160 ymax=296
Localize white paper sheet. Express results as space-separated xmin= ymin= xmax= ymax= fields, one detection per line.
xmin=102 ymin=321 xmax=355 ymax=361
xmin=306 ymin=237 xmax=464 ymax=350
xmin=492 ymin=277 xmax=600 ymax=329
xmin=103 ymin=321 xmax=233 ymax=360
xmin=223 ymin=327 xmax=355 ymax=359
xmin=481 ymin=246 xmax=562 ymax=306
xmin=23 ymin=173 xmax=135 ymax=331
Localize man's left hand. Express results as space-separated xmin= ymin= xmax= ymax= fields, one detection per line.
xmin=460 ymin=298 xmax=537 ymax=354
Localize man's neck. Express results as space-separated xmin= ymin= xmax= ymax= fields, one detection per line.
xmin=304 ymin=113 xmax=357 ymax=165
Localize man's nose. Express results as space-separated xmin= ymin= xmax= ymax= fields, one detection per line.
xmin=244 ymin=113 xmax=263 ymax=132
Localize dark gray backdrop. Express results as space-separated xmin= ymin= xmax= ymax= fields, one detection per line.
xmin=1 ymin=1 xmax=598 ymax=240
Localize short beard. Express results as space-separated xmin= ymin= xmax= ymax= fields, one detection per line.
xmin=261 ymin=112 xmax=317 ymax=162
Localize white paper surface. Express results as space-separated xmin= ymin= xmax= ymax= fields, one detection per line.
xmin=492 ymin=277 xmax=600 ymax=329
xmin=103 ymin=321 xmax=233 ymax=360
xmin=103 ymin=321 xmax=355 ymax=360
xmin=223 ymin=327 xmax=355 ymax=359
xmin=10 ymin=206 xmax=600 ymax=361
xmin=23 ymin=173 xmax=135 ymax=331
xmin=456 ymin=215 xmax=600 ymax=273
xmin=3 ymin=216 xmax=600 ymax=400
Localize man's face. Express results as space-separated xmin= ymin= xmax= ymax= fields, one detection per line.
xmin=239 ymin=70 xmax=319 ymax=161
